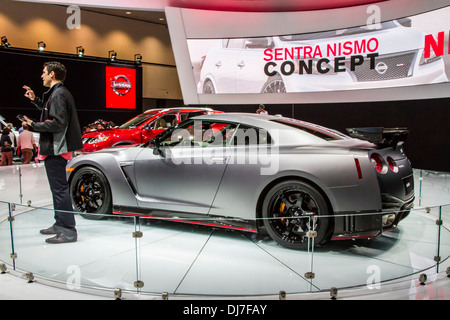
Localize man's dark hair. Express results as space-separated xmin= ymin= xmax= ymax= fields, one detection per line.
xmin=44 ymin=61 xmax=67 ymax=82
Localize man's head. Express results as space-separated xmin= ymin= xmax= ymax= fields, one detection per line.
xmin=42 ymin=61 xmax=66 ymax=87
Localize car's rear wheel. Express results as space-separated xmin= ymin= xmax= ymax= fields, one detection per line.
xmin=70 ymin=166 xmax=112 ymax=220
xmin=261 ymin=74 xmax=286 ymax=93
xmin=262 ymin=180 xmax=331 ymax=250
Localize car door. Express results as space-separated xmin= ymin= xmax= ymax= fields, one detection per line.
xmin=140 ymin=111 xmax=178 ymax=144
xmin=133 ymin=119 xmax=238 ymax=215
xmin=235 ymin=37 xmax=274 ymax=93
xmin=209 ymin=125 xmax=275 ymax=219
xmin=205 ymin=39 xmax=244 ymax=93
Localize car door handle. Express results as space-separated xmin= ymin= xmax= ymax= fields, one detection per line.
xmin=215 ymin=61 xmax=222 ymax=68
xmin=210 ymin=156 xmax=229 ymax=163
xmin=238 ymin=61 xmax=245 ymax=68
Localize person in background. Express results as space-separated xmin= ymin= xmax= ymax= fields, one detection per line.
xmin=1 ymin=127 xmax=14 ymax=166
xmin=17 ymin=123 xmax=37 ymax=164
xmin=7 ymin=123 xmax=16 ymax=155
xmin=256 ymin=104 xmax=268 ymax=115
xmin=22 ymin=61 xmax=83 ymax=244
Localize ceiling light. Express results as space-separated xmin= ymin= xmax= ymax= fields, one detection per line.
xmin=38 ymin=41 xmax=46 ymax=52
xmin=76 ymin=46 xmax=85 ymax=57
xmin=134 ymin=53 xmax=142 ymax=65
xmin=108 ymin=50 xmax=117 ymax=61
xmin=1 ymin=36 xmax=10 ymax=48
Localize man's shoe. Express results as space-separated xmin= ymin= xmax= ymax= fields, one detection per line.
xmin=45 ymin=233 xmax=77 ymax=244
xmin=40 ymin=225 xmax=60 ymax=235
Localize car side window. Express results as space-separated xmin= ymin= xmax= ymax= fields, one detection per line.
xmin=180 ymin=111 xmax=208 ymax=122
xmin=149 ymin=113 xmax=177 ymax=130
xmin=244 ymin=37 xmax=273 ymax=49
xmin=231 ymin=125 xmax=272 ymax=146
xmin=159 ymin=120 xmax=237 ymax=148
xmin=226 ymin=39 xmax=245 ymax=49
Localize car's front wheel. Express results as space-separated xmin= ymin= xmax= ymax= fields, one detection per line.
xmin=262 ymin=180 xmax=331 ymax=250
xmin=70 ymin=166 xmax=112 ymax=220
xmin=203 ymin=79 xmax=216 ymax=94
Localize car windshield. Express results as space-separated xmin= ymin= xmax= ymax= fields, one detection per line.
xmin=272 ymin=119 xmax=348 ymax=141
xmin=279 ymin=21 xmax=398 ymax=41
xmin=118 ymin=111 xmax=160 ymax=129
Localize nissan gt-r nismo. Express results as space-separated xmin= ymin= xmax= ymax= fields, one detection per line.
xmin=67 ymin=113 xmax=414 ymax=250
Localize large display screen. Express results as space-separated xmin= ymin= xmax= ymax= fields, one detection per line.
xmin=166 ymin=1 xmax=450 ymax=104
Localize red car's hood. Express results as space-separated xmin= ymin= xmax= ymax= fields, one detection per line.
xmin=82 ymin=128 xmax=132 ymax=139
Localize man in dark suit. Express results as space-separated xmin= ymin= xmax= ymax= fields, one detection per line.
xmin=23 ymin=61 xmax=83 ymax=243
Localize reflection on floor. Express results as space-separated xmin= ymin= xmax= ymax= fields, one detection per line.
xmin=0 ymin=167 xmax=449 ymax=299
xmin=0 ymin=206 xmax=449 ymax=300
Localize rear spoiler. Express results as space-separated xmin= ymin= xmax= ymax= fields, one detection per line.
xmin=346 ymin=127 xmax=409 ymax=148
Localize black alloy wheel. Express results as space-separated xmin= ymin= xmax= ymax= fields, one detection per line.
xmin=262 ymin=180 xmax=331 ymax=250
xmin=261 ymin=75 xmax=286 ymax=93
xmin=70 ymin=166 xmax=112 ymax=220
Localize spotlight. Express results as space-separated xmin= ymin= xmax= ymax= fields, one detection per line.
xmin=134 ymin=53 xmax=142 ymax=65
xmin=1 ymin=36 xmax=10 ymax=48
xmin=419 ymin=273 xmax=427 ymax=285
xmin=37 ymin=41 xmax=46 ymax=52
xmin=76 ymin=46 xmax=84 ymax=57
xmin=108 ymin=50 xmax=117 ymax=61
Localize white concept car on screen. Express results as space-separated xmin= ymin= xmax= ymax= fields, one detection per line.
xmin=197 ymin=19 xmax=447 ymax=94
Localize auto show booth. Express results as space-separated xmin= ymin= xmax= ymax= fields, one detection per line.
xmin=0 ymin=0 xmax=449 ymax=301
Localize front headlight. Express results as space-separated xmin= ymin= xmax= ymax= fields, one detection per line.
xmin=86 ymin=136 xmax=110 ymax=144
xmin=419 ymin=50 xmax=441 ymax=65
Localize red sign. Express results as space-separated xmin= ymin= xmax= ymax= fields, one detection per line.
xmin=106 ymin=66 xmax=136 ymax=109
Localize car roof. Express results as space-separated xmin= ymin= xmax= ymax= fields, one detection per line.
xmin=191 ymin=112 xmax=290 ymax=128
xmin=190 ymin=112 xmax=351 ymax=146
xmin=144 ymin=107 xmax=215 ymax=114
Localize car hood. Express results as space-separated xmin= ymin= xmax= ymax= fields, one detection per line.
xmin=72 ymin=144 xmax=143 ymax=165
xmin=83 ymin=128 xmax=132 ymax=138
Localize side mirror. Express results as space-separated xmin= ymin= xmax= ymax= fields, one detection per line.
xmin=152 ymin=146 xmax=161 ymax=156
xmin=151 ymin=139 xmax=166 ymax=157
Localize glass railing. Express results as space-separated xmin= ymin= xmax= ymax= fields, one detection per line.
xmin=0 ymin=165 xmax=449 ymax=298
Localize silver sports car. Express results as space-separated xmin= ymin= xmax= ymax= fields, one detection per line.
xmin=67 ymin=113 xmax=414 ymax=249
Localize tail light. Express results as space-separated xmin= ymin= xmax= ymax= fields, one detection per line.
xmin=370 ymin=153 xmax=387 ymax=174
xmin=387 ymin=156 xmax=399 ymax=173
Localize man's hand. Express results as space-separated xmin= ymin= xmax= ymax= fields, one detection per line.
xmin=23 ymin=115 xmax=34 ymax=127
xmin=23 ymin=85 xmax=35 ymax=101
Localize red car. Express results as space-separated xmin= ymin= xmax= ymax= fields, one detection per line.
xmin=81 ymin=107 xmax=222 ymax=153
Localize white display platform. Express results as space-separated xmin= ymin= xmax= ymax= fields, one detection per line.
xmin=0 ymin=165 xmax=449 ymax=300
